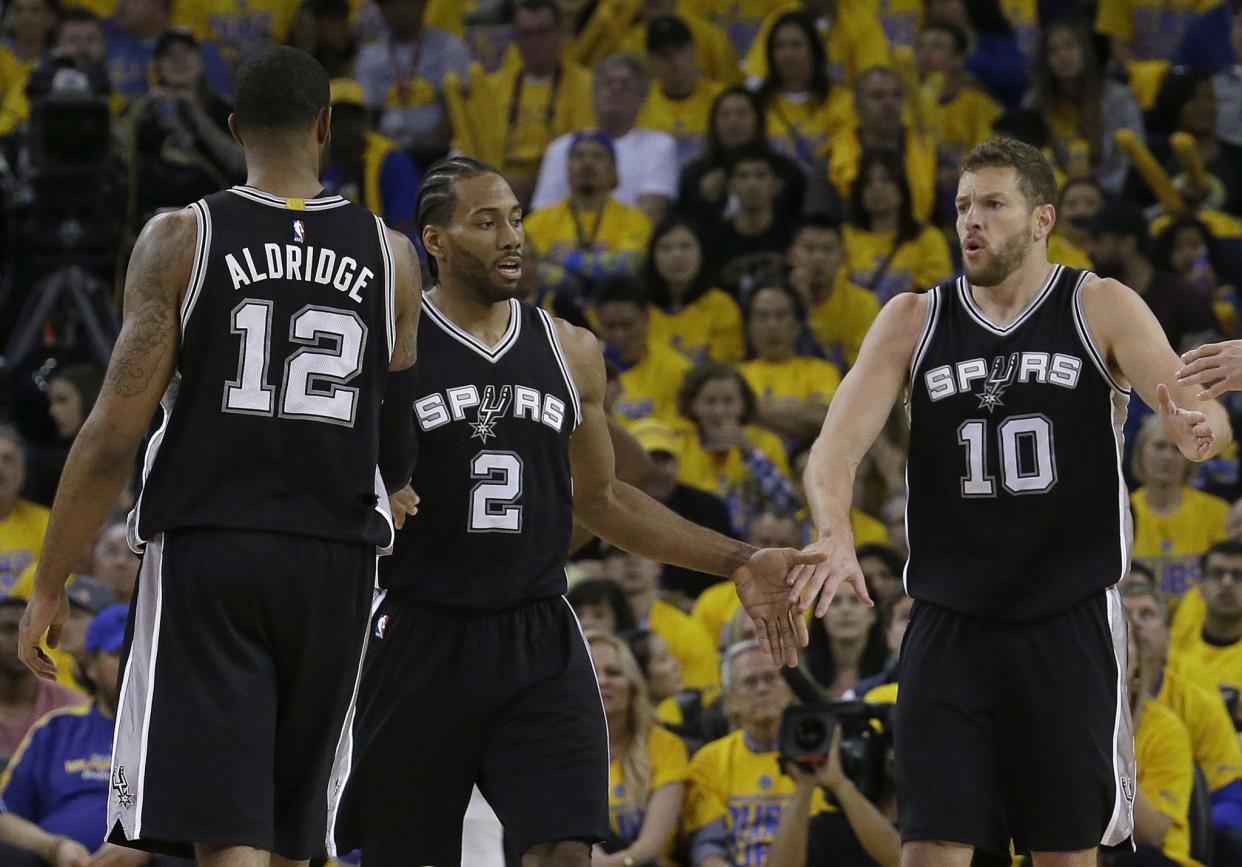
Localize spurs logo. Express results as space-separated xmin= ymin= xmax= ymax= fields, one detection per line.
xmin=112 ymin=766 xmax=134 ymax=808
xmin=977 ymin=352 xmax=1019 ymax=412
xmin=471 ymin=385 xmax=513 ymax=443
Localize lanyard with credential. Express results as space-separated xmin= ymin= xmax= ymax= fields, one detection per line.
xmin=390 ymin=35 xmax=424 ymax=106
xmin=570 ymin=201 xmax=606 ymax=251
xmin=502 ymin=66 xmax=563 ymax=158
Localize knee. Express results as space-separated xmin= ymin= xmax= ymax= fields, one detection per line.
xmin=901 ymin=840 xmax=975 ymax=867
xmin=522 ymin=840 xmax=591 ymax=867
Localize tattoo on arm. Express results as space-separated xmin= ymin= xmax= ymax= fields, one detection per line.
xmin=723 ymin=543 xmax=756 ymax=576
xmin=105 ymin=217 xmax=192 ymax=397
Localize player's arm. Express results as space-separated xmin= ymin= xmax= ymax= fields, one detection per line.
xmin=378 ymin=230 xmax=423 ymax=519
xmin=558 ymin=320 xmax=822 ymax=666
xmin=568 ymin=416 xmax=656 ymax=553
xmin=1178 ymin=339 xmax=1242 ymax=399
xmin=18 ymin=211 xmax=194 ymax=679
xmin=1083 ymin=276 xmax=1232 ymax=461
xmin=790 ymin=292 xmax=927 ymax=617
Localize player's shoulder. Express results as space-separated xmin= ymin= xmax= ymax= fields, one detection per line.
xmin=139 ymin=206 xmax=199 ymax=250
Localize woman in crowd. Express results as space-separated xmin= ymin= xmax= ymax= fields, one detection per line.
xmin=567 ymin=577 xmax=638 ymax=634
xmin=677 ymin=86 xmax=803 ymax=224
xmin=1153 ymin=215 xmax=1238 ymax=342
xmin=587 ymin=631 xmax=689 ymax=867
xmin=23 ymin=363 xmax=102 ymax=505
xmin=674 ymin=363 xmax=798 ymax=533
xmin=738 ymin=280 xmax=841 ymax=445
xmin=842 ymin=150 xmax=952 ymax=303
xmin=1023 ymin=17 xmax=1142 ymax=194
xmin=804 ymin=578 xmax=889 ymax=698
xmin=644 ymin=219 xmax=745 ymax=364
xmin=757 ymin=11 xmax=850 ymax=176
xmin=1148 ymin=68 xmax=1242 ymax=218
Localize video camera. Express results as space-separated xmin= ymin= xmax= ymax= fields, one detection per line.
xmin=777 ymin=667 xmax=895 ymax=801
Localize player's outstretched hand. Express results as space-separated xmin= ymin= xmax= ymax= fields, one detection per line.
xmin=388 ymin=484 xmax=420 ymax=529
xmin=17 ymin=589 xmax=69 ymax=681
xmin=785 ymin=535 xmax=874 ymax=620
xmin=1157 ymin=382 xmax=1216 ymax=460
xmin=1178 ymin=340 xmax=1242 ymax=400
xmin=732 ymin=547 xmax=827 ymax=668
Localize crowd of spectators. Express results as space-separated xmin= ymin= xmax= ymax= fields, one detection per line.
xmin=0 ymin=0 xmax=1240 ymax=864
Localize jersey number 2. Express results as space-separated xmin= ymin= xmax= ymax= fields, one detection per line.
xmin=469 ymin=451 xmax=523 ymax=533
xmin=958 ymin=415 xmax=1057 ymax=497
xmin=223 ymin=300 xmax=367 ymax=426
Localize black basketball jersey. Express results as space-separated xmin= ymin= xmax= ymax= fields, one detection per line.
xmin=905 ymin=265 xmax=1130 ymax=621
xmin=130 ymin=186 xmax=397 ymax=551
xmin=380 ymin=296 xmax=579 ymax=610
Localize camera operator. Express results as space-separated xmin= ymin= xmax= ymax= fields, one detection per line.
xmin=767 ymin=722 xmax=900 ymax=867
xmin=124 ymin=27 xmax=242 ymax=230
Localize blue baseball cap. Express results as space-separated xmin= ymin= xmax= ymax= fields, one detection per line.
xmin=569 ymin=130 xmax=616 ymax=162
xmin=84 ymin=604 xmax=128 ymax=654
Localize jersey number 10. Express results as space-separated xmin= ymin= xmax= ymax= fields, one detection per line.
xmin=957 ymin=414 xmax=1057 ymax=497
xmin=222 ymin=300 xmax=367 ymax=426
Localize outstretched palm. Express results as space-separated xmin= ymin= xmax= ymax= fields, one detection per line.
xmin=732 ymin=547 xmax=825 ymax=667
xmin=1156 ymin=383 xmax=1217 ymax=460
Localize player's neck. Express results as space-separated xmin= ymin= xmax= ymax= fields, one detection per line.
xmin=243 ymin=164 xmax=327 ymax=202
xmin=627 ymin=588 xmax=657 ymax=622
xmin=1203 ymin=613 xmax=1242 ymax=643
xmin=967 ymin=255 xmax=1054 ymax=326
xmin=428 ymin=283 xmax=514 ymax=345
xmin=1141 ymin=481 xmax=1184 ymax=513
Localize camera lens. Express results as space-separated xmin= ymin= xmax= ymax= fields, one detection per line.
xmin=793 ymin=717 xmax=827 ymax=750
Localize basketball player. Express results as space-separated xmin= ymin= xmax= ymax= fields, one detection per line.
xmin=18 ymin=48 xmax=421 ymax=867
xmin=330 ymin=157 xmax=837 ymax=867
xmin=789 ymin=138 xmax=1232 ymax=866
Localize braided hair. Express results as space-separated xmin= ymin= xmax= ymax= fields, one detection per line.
xmin=415 ymin=156 xmax=500 ymax=281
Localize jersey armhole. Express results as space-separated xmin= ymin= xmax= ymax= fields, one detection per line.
xmin=537 ymin=308 xmax=583 ymax=430
xmin=179 ymin=201 xmax=211 ymax=330
xmin=1071 ymin=271 xmax=1131 ymax=395
xmin=908 ymin=282 xmax=943 ymax=385
xmin=373 ymin=215 xmax=397 ymax=360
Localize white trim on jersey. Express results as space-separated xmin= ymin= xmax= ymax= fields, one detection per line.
xmin=560 ymin=596 xmax=609 ymax=763
xmin=325 ymin=583 xmax=385 ymax=859
xmin=179 ymin=201 xmax=211 ymax=329
xmin=372 ymin=466 xmax=395 ymax=555
xmin=125 ymin=387 xmax=177 ymax=554
xmin=537 ymin=308 xmax=583 ymax=429
xmin=1071 ymin=271 xmax=1132 ymax=395
xmin=957 ymin=265 xmax=1062 ymax=336
xmin=421 ymin=296 xmax=522 ymax=363
xmin=107 ymin=533 xmax=166 ymax=843
xmin=908 ymin=283 xmax=942 ymax=384
xmin=372 ymin=215 xmax=397 ymax=360
xmin=227 ymin=185 xmax=351 ymax=210
xmin=1101 ymin=586 xmax=1137 ymax=847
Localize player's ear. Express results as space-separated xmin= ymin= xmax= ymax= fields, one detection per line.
xmin=422 ymin=224 xmax=445 ymax=263
xmin=227 ymin=113 xmax=243 ymax=146
xmin=1034 ymin=202 xmax=1055 ymax=242
xmin=316 ymin=106 xmax=332 ymax=145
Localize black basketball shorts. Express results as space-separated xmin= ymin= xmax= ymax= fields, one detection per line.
xmin=895 ymin=586 xmax=1135 ymax=854
xmin=330 ymin=593 xmax=610 ymax=866
xmin=106 ymin=529 xmax=375 ymax=860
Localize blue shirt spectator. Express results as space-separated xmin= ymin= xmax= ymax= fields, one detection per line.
xmin=103 ymin=10 xmax=230 ymax=104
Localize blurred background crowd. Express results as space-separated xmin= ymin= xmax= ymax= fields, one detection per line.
xmin=0 ymin=0 xmax=1241 ymax=865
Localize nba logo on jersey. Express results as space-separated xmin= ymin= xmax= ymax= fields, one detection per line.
xmin=374 ymin=614 xmax=389 ymax=639
xmin=292 ymin=219 xmax=306 ymax=244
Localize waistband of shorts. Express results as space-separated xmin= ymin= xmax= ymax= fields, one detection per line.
xmin=378 ymin=589 xmax=567 ymax=617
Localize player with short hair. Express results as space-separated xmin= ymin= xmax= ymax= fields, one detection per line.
xmin=18 ymin=46 xmax=421 ymax=867
xmin=332 ymin=157 xmax=825 ymax=867
xmin=792 ymin=137 xmax=1231 ymax=866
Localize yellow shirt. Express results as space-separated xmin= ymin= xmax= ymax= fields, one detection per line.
xmin=691 ymin=580 xmax=742 ymax=650
xmin=649 ymin=598 xmax=722 ymax=696
xmin=638 ymin=79 xmax=727 ymax=166
xmin=827 ymin=126 xmax=939 ymax=224
xmin=1171 ymin=586 xmax=1207 ymax=654
xmin=686 ymin=0 xmax=789 ymax=59
xmin=648 ymin=289 xmax=746 ymax=364
xmin=1048 ymin=235 xmax=1094 ymax=270
xmin=1171 ymin=629 xmax=1242 ymax=729
xmin=1155 ymin=667 xmax=1242 ymax=792
xmin=852 ymin=510 xmax=888 ymax=546
xmin=524 ymin=197 xmax=653 ymax=276
xmin=739 ymin=357 xmax=842 ymax=407
xmin=684 ymin=728 xmax=830 ymax=864
xmin=808 ymin=272 xmax=881 ymax=369
xmin=610 ymin=725 xmax=691 ymax=849
xmin=928 ymin=84 xmax=1002 ymax=169
xmin=1095 ymin=0 xmax=1217 ymax=61
xmin=870 ymin=0 xmax=923 ymax=49
xmin=1131 ymin=487 xmax=1230 ymax=600
xmin=765 ymin=90 xmax=854 ymax=174
xmin=482 ymin=62 xmax=597 ymax=184
xmin=613 ymin=343 xmax=695 ymax=427
xmin=843 ymin=224 xmax=953 ymax=303
xmin=0 ymin=500 xmax=50 ymax=596
xmin=0 ymin=46 xmax=32 ymax=106
xmin=64 ymin=0 xmax=117 ymax=15
xmin=675 ymin=424 xmax=792 ymax=499
xmin=1136 ymin=700 xmax=1201 ymax=867
xmin=173 ymin=0 xmax=299 ymax=64
xmin=742 ymin=3 xmax=891 ymax=86
xmin=618 ymin=12 xmax=742 ymax=85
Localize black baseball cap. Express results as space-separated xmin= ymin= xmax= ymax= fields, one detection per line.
xmin=154 ymin=27 xmax=198 ymax=59
xmin=647 ymin=16 xmax=693 ymax=55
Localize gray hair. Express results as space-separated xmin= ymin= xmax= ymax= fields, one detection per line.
xmin=594 ymin=53 xmax=650 ymax=100
xmin=721 ymin=638 xmax=763 ymax=689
